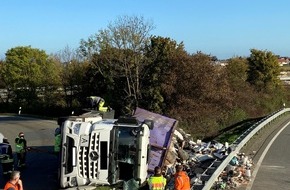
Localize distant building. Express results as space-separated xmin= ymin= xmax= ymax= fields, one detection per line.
xmin=213 ymin=60 xmax=228 ymax=66
xmin=278 ymin=57 xmax=290 ymax=66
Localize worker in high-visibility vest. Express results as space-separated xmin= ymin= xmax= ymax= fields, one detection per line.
xmin=98 ymin=98 xmax=109 ymax=112
xmin=15 ymin=132 xmax=27 ymax=168
xmin=4 ymin=170 xmax=23 ymax=190
xmin=0 ymin=138 xmax=14 ymax=180
xmin=174 ymin=164 xmax=191 ymax=190
xmin=87 ymin=96 xmax=110 ymax=112
xmin=147 ymin=166 xmax=167 ymax=190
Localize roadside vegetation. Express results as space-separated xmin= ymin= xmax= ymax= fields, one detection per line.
xmin=206 ymin=117 xmax=263 ymax=144
xmin=0 ymin=15 xmax=289 ymax=141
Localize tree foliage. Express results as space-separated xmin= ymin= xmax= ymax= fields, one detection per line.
xmin=52 ymin=47 xmax=91 ymax=109
xmin=226 ymin=57 xmax=248 ymax=90
xmin=247 ymin=49 xmax=281 ymax=91
xmin=165 ymin=52 xmax=234 ymax=138
xmin=1 ymin=46 xmax=60 ymax=106
xmin=0 ymin=59 xmax=5 ymax=89
xmin=224 ymin=57 xmax=255 ymax=123
xmin=141 ymin=36 xmax=187 ymax=113
xmin=4 ymin=46 xmax=46 ymax=89
xmin=79 ymin=15 xmax=155 ymax=114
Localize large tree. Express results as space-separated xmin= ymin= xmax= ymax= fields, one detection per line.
xmin=79 ymin=15 xmax=155 ymax=114
xmin=2 ymin=46 xmax=60 ymax=106
xmin=224 ymin=57 xmax=255 ymax=123
xmin=246 ymin=49 xmax=285 ymax=113
xmin=247 ymin=49 xmax=281 ymax=91
xmin=53 ymin=46 xmax=89 ymax=109
xmin=166 ymin=52 xmax=234 ymax=139
xmin=61 ymin=60 xmax=89 ymax=108
xmin=141 ymin=36 xmax=187 ymax=114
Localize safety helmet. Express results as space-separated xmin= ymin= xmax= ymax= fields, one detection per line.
xmin=19 ymin=132 xmax=24 ymax=137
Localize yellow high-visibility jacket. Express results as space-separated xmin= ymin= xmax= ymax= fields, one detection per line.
xmin=147 ymin=175 xmax=166 ymax=190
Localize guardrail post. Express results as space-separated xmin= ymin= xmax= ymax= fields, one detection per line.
xmin=18 ymin=107 xmax=21 ymax=115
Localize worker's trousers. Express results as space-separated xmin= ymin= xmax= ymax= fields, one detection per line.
xmin=17 ymin=151 xmax=26 ymax=167
xmin=1 ymin=160 xmax=14 ymax=180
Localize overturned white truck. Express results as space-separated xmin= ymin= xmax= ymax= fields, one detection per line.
xmin=59 ymin=107 xmax=177 ymax=189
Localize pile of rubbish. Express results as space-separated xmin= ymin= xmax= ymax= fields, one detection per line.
xmin=163 ymin=128 xmax=254 ymax=190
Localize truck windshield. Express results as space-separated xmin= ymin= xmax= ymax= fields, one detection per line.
xmin=116 ymin=126 xmax=138 ymax=181
xmin=117 ymin=127 xmax=137 ymax=164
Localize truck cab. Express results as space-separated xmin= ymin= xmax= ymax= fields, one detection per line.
xmin=60 ymin=116 xmax=153 ymax=189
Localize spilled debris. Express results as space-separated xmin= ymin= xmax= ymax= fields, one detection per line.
xmin=163 ymin=128 xmax=254 ymax=190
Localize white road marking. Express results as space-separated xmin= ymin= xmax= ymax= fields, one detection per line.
xmin=261 ymin=165 xmax=285 ymax=169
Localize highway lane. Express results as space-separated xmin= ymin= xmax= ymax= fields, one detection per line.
xmin=0 ymin=115 xmax=59 ymax=190
xmin=248 ymin=121 xmax=290 ymax=190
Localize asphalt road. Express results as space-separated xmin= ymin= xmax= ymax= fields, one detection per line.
xmin=249 ymin=120 xmax=290 ymax=190
xmin=0 ymin=115 xmax=59 ymax=190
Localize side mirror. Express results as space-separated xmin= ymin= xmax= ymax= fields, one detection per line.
xmin=143 ymin=119 xmax=154 ymax=130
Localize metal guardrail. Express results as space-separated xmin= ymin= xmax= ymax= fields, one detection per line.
xmin=200 ymin=108 xmax=290 ymax=190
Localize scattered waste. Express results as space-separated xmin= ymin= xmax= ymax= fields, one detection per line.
xmin=163 ymin=128 xmax=254 ymax=190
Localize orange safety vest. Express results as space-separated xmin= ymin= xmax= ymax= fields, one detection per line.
xmin=174 ymin=171 xmax=191 ymax=190
xmin=4 ymin=181 xmax=19 ymax=190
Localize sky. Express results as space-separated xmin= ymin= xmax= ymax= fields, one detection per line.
xmin=1 ymin=0 xmax=290 ymax=60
